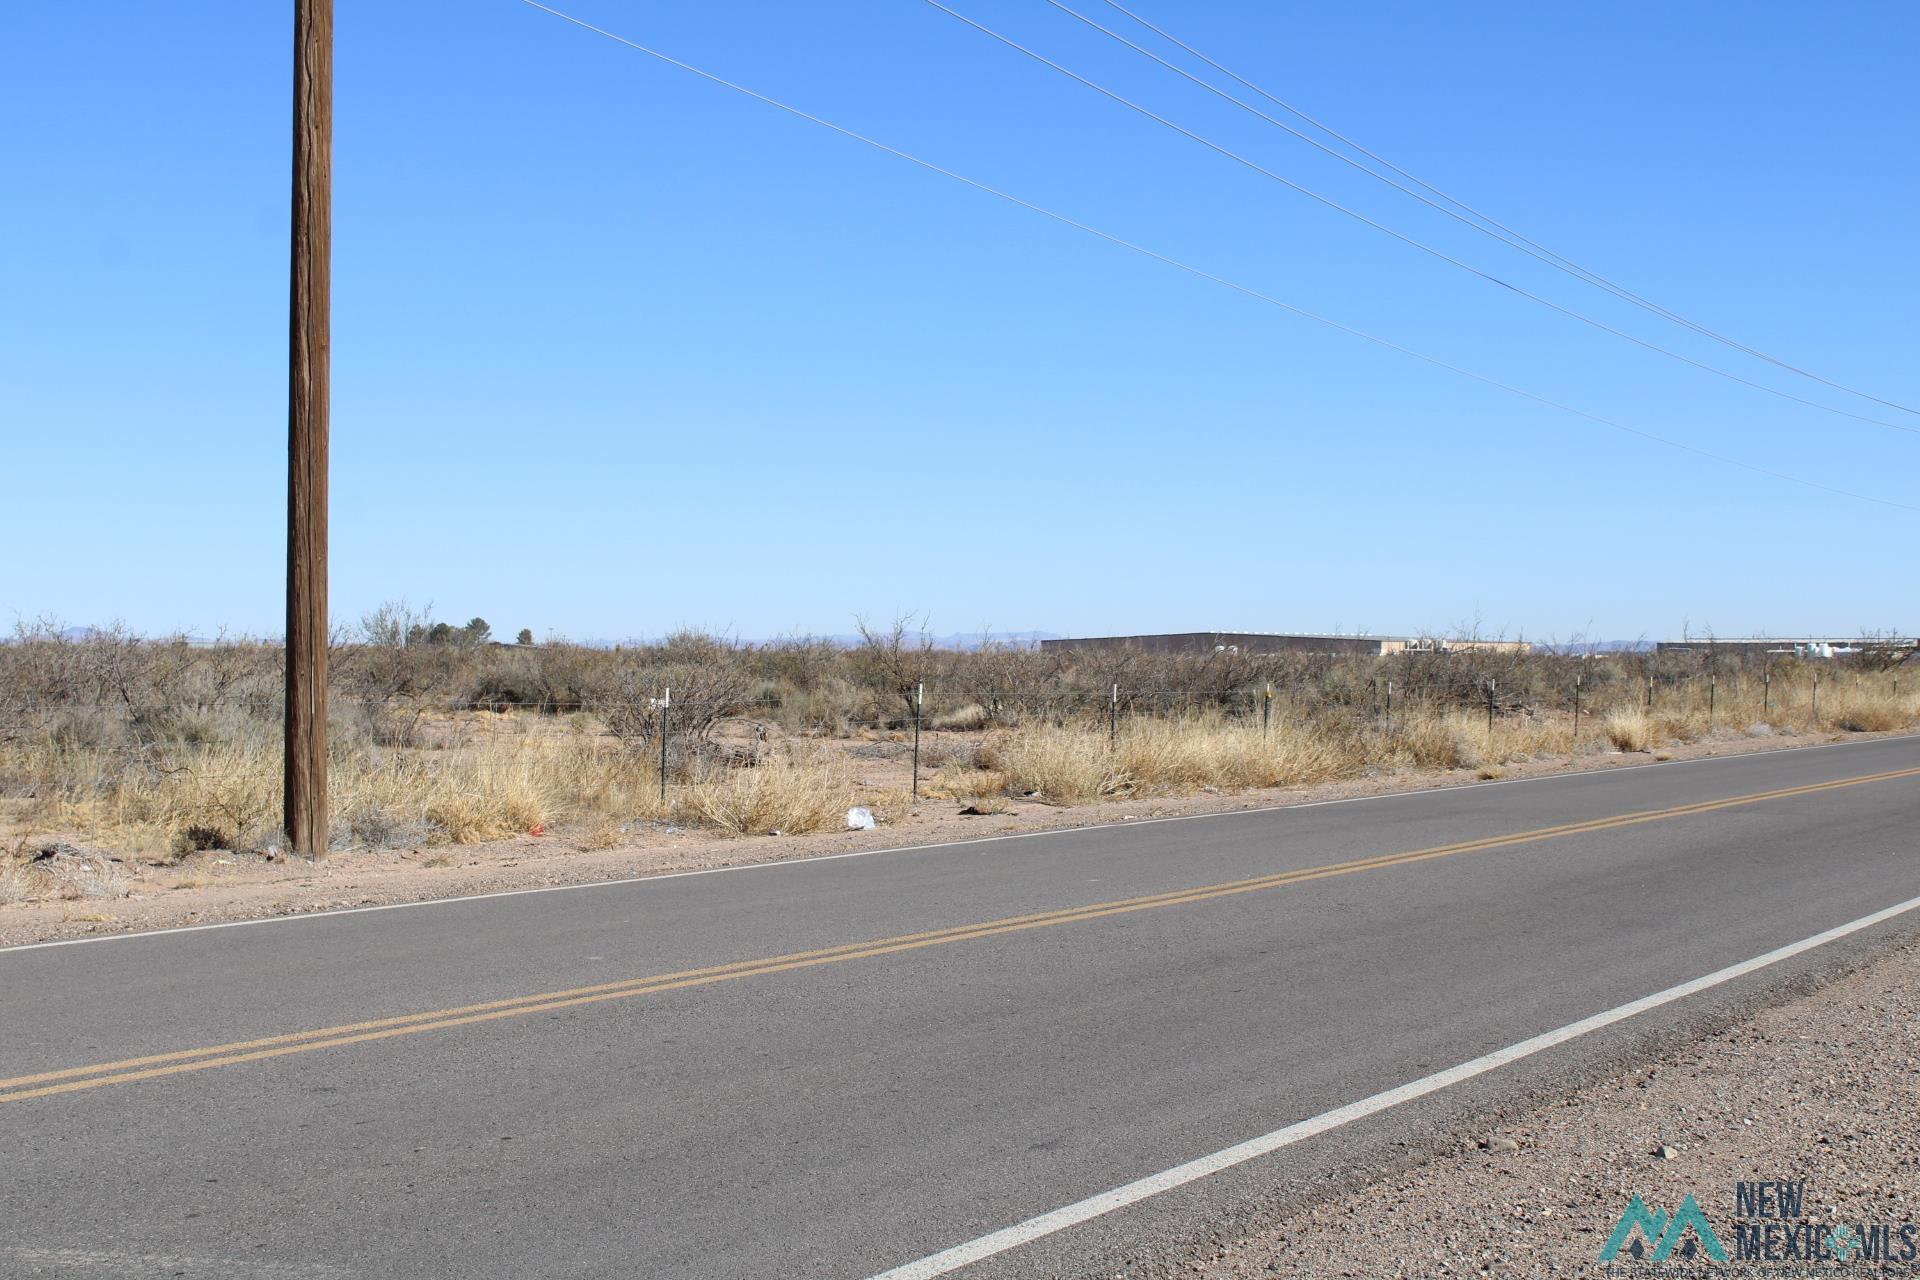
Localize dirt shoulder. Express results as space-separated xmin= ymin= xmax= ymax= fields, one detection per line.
xmin=0 ymin=725 xmax=1905 ymax=949
xmin=1174 ymin=936 xmax=1920 ymax=1280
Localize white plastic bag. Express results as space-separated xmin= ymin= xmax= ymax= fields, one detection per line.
xmin=845 ymin=806 xmax=876 ymax=831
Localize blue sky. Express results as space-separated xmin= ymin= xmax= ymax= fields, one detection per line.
xmin=4 ymin=1 xmax=1916 ymax=644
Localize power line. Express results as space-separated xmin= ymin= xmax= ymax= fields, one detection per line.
xmin=512 ymin=0 xmax=1918 ymax=514
xmin=923 ymin=0 xmax=1920 ymax=439
xmin=1085 ymin=0 xmax=1920 ymax=421
xmin=1048 ymin=0 xmax=1592 ymax=263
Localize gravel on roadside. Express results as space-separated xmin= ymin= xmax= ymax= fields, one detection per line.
xmin=1166 ymin=939 xmax=1920 ymax=1279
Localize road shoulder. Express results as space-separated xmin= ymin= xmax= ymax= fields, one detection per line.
xmin=1171 ymin=937 xmax=1920 ymax=1279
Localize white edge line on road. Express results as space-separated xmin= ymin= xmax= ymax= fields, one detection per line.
xmin=2 ymin=732 xmax=1911 ymax=956
xmin=863 ymin=891 xmax=1920 ymax=1280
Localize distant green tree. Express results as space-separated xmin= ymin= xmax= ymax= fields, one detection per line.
xmin=516 ymin=628 xmax=534 ymax=646
xmin=426 ymin=621 xmax=455 ymax=645
xmin=464 ymin=618 xmax=492 ymax=644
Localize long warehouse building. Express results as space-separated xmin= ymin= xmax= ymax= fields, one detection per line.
xmin=1039 ymin=632 xmax=1530 ymax=657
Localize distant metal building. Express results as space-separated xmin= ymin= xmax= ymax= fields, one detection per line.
xmin=1039 ymin=632 xmax=1530 ymax=658
xmin=1656 ymin=636 xmax=1917 ymax=660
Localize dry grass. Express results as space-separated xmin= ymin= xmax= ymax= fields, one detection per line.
xmin=679 ymin=748 xmax=854 ymax=835
xmin=16 ymin=730 xmax=869 ymax=851
xmin=0 ymin=858 xmax=32 ymax=906
xmin=939 ymin=766 xmax=1010 ymax=813
xmin=10 ymin=730 xmax=650 ymax=858
xmin=926 ymin=764 xmax=988 ymax=801
xmin=3 ymin=671 xmax=1914 ymax=899
xmin=957 ymin=792 xmax=1010 ymax=815
xmin=981 ymin=714 xmax=1356 ymax=803
xmin=1603 ymin=708 xmax=1654 ymax=752
xmin=930 ymin=703 xmax=991 ymax=731
xmin=1415 ymin=708 xmax=1576 ymax=767
xmin=5 ymin=854 xmax=132 ymax=901
xmin=1822 ymin=687 xmax=1920 ymax=733
xmin=1381 ymin=709 xmax=1484 ymax=770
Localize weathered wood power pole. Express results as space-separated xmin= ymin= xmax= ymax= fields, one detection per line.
xmin=286 ymin=0 xmax=332 ymax=857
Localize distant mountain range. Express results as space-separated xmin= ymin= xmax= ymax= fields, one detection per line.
xmin=1547 ymin=640 xmax=1658 ymax=654
xmin=817 ymin=630 xmax=1065 ymax=651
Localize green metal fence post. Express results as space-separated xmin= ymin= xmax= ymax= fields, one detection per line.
xmin=658 ymin=685 xmax=669 ymax=804
xmin=912 ymin=682 xmax=923 ymax=801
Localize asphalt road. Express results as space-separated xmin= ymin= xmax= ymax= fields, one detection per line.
xmin=3 ymin=736 xmax=1919 ymax=1279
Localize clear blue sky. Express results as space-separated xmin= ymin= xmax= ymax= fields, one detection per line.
xmin=4 ymin=1 xmax=1916 ymax=644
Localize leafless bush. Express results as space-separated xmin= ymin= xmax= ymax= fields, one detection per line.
xmin=337 ymin=603 xmax=465 ymax=747
xmin=852 ymin=615 xmax=935 ymax=726
xmin=590 ymin=632 xmax=756 ymax=777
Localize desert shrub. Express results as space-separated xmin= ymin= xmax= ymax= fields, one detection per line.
xmin=590 ymin=632 xmax=755 ymax=768
xmin=851 ymin=616 xmax=936 ymax=726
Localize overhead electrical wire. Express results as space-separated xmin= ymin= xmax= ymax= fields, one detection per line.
xmin=512 ymin=0 xmax=1918 ymax=514
xmin=1083 ymin=0 xmax=1920 ymax=421
xmin=921 ymin=0 xmax=1919 ymax=438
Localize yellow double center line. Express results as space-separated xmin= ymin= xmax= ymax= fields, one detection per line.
xmin=4 ymin=763 xmax=1916 ymax=1106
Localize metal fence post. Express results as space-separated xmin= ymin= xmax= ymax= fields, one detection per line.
xmin=1811 ymin=670 xmax=1819 ymax=724
xmin=658 ymin=685 xmax=670 ymax=804
xmin=1262 ymin=682 xmax=1272 ymax=740
xmin=1486 ymin=677 xmax=1496 ymax=736
xmin=912 ymin=681 xmax=923 ymax=801
xmin=1384 ymin=680 xmax=1394 ymax=736
xmin=1110 ymin=683 xmax=1119 ymax=747
xmin=1708 ymin=675 xmax=1716 ymax=727
xmin=1571 ymin=674 xmax=1582 ymax=743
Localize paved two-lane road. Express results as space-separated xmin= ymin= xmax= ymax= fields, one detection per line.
xmin=4 ymin=736 xmax=1919 ymax=1278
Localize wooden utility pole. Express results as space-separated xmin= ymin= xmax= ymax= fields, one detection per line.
xmin=286 ymin=0 xmax=332 ymax=857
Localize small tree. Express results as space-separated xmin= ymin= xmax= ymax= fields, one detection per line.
xmin=464 ymin=617 xmax=492 ymax=645
xmin=516 ymin=628 xmax=534 ymax=646
xmin=360 ymin=599 xmax=429 ymax=648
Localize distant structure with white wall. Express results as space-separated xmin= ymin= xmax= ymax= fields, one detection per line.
xmin=1654 ymin=636 xmax=1916 ymax=660
xmin=1039 ymin=632 xmax=1531 ymax=658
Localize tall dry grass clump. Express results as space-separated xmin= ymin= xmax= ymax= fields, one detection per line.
xmin=981 ymin=714 xmax=1356 ymax=803
xmin=16 ymin=735 xmax=284 ymax=859
xmin=0 ymin=858 xmax=34 ymax=906
xmin=980 ymin=726 xmax=1125 ymax=803
xmin=1602 ymin=708 xmax=1654 ymax=752
xmin=679 ymin=748 xmax=854 ymax=835
xmin=1819 ymin=685 xmax=1920 ymax=733
xmin=1378 ymin=707 xmax=1483 ymax=770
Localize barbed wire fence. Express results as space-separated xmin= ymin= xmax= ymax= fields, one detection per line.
xmin=1 ymin=658 xmax=1909 ymax=794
